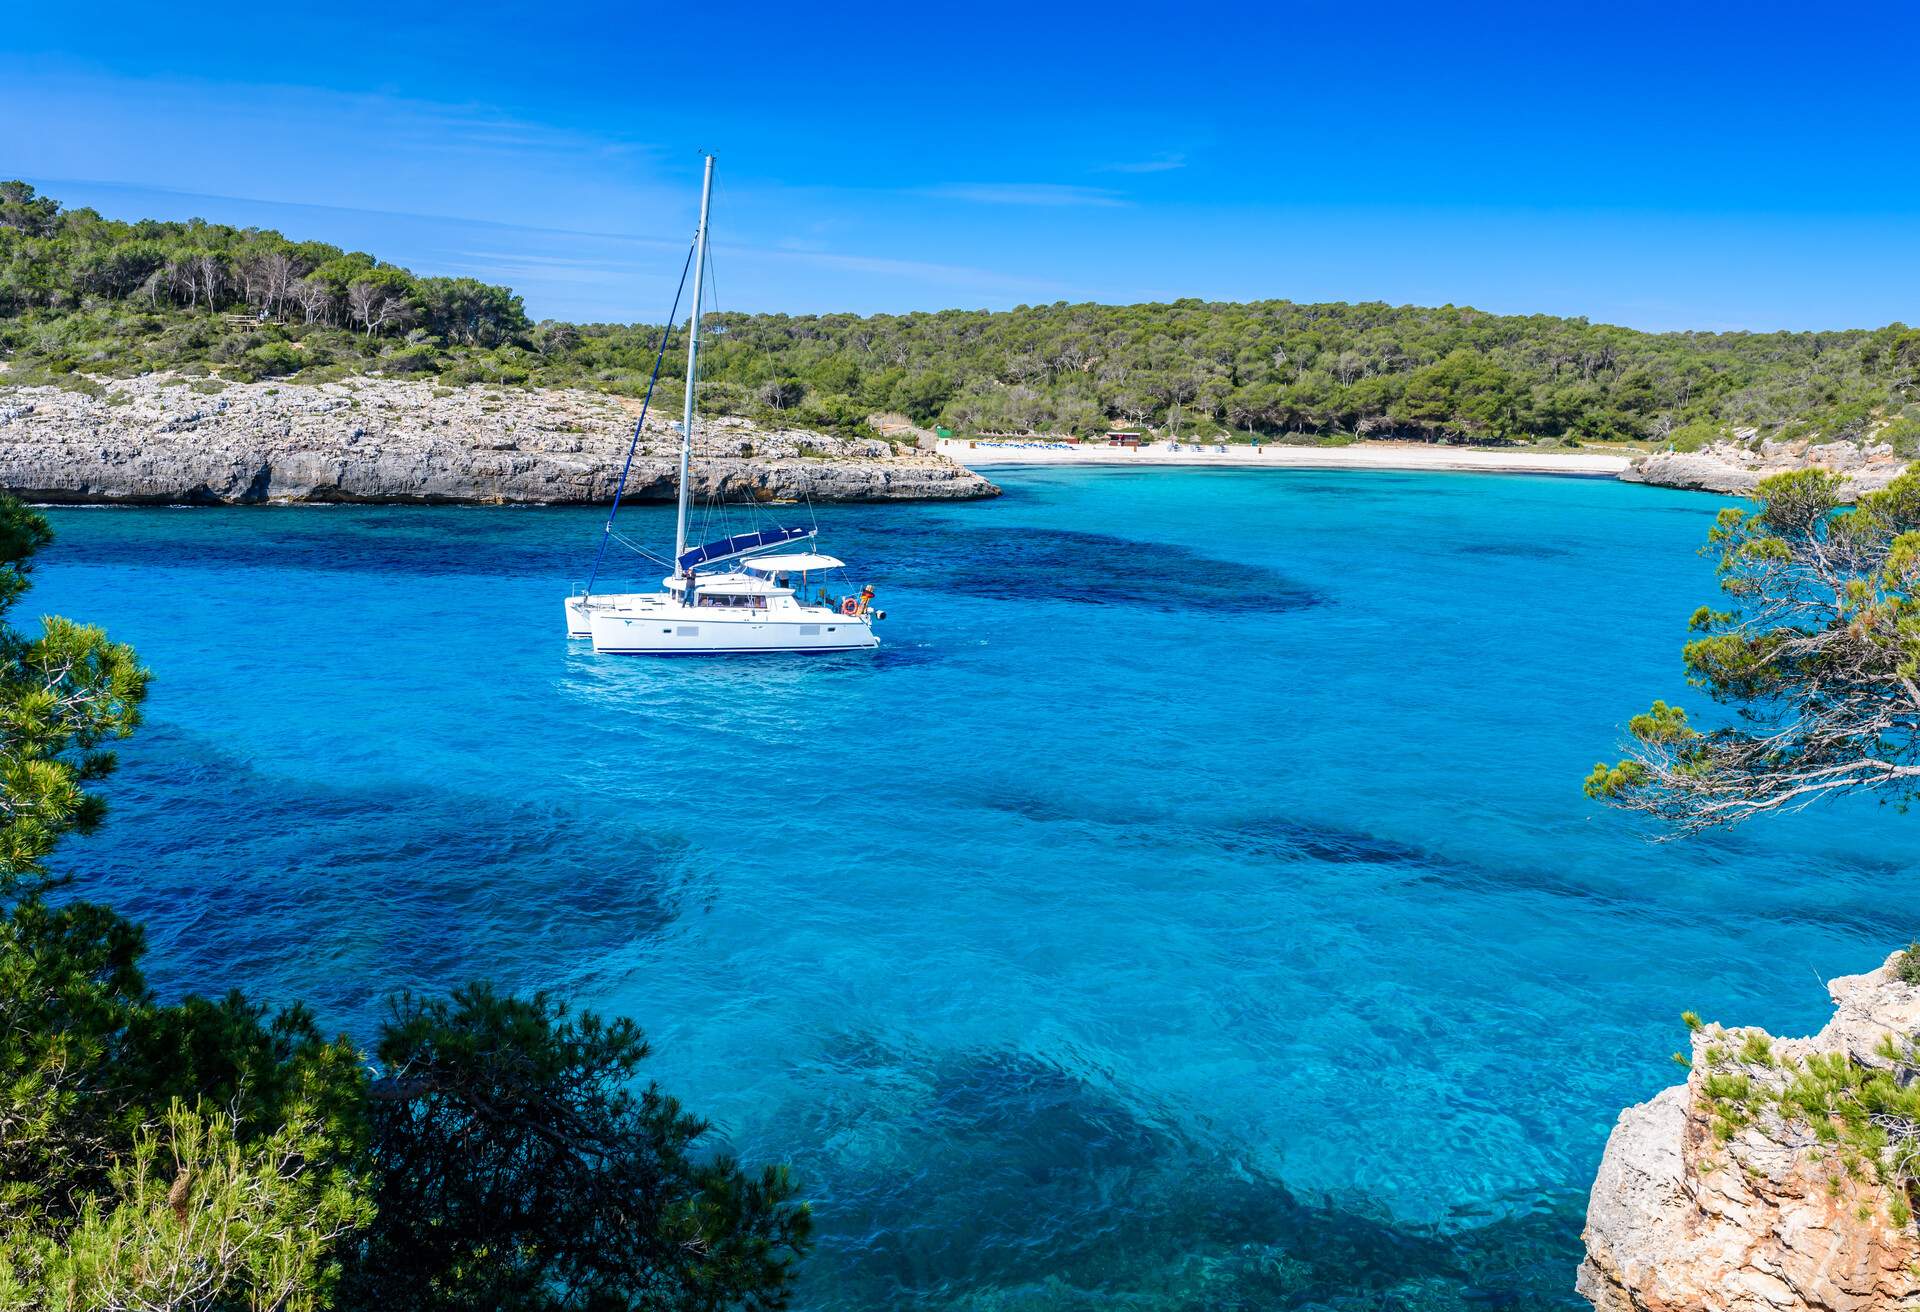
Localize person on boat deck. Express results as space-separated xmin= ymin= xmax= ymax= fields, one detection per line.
xmin=857 ymin=585 xmax=875 ymax=615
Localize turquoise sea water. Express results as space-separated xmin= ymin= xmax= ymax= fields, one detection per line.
xmin=36 ymin=468 xmax=1915 ymax=1309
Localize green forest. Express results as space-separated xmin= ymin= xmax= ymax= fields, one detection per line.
xmin=5 ymin=181 xmax=1919 ymax=452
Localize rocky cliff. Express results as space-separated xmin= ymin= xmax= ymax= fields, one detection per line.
xmin=1623 ymin=438 xmax=1909 ymax=499
xmin=0 ymin=373 xmax=999 ymax=505
xmin=1579 ymin=950 xmax=1920 ymax=1311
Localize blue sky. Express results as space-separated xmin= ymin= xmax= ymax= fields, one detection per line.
xmin=6 ymin=1 xmax=1918 ymax=330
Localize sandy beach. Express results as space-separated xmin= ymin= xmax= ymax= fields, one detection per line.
xmin=938 ymin=438 xmax=1634 ymax=478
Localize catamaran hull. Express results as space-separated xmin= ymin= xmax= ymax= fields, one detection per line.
xmin=565 ymin=594 xmax=629 ymax=639
xmin=586 ymin=610 xmax=877 ymax=655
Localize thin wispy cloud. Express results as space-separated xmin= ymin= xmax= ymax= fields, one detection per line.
xmin=1094 ymin=154 xmax=1187 ymax=174
xmin=921 ymin=183 xmax=1129 ymax=208
xmin=329 ymin=98 xmax=660 ymax=164
xmin=448 ymin=249 xmax=675 ymax=273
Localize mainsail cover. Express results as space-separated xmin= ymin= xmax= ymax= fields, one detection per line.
xmin=676 ymin=526 xmax=814 ymax=571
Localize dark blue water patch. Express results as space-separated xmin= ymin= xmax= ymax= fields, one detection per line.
xmin=52 ymin=722 xmax=685 ymax=1027
xmin=1214 ymin=814 xmax=1439 ymax=867
xmin=924 ymin=1047 xmax=1165 ymax=1176
xmin=852 ymin=520 xmax=1326 ymax=615
xmin=1216 ymin=815 xmax=1705 ymax=928
xmin=970 ymin=798 xmax=1702 ymax=932
xmin=972 ymin=785 xmax=1087 ymax=826
xmin=972 ymin=793 xmax=1444 ymax=872
xmin=975 ymin=795 xmax=1449 ymax=873
xmin=43 ymin=506 xmax=596 ymax=581
xmin=1760 ymin=895 xmax=1920 ymax=945
xmin=793 ymin=1037 xmax=1577 ymax=1310
xmin=1213 ymin=813 xmax=1885 ymax=940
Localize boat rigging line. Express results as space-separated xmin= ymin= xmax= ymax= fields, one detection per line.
xmin=581 ymin=237 xmax=697 ymax=601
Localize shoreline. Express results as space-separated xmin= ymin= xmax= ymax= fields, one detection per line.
xmin=939 ymin=439 xmax=1634 ymax=478
xmin=0 ymin=374 xmax=1000 ymax=506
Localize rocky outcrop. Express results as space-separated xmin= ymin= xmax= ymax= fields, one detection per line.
xmin=1623 ymin=438 xmax=1909 ymax=499
xmin=1579 ymin=951 xmax=1920 ymax=1311
xmin=0 ymin=374 xmax=999 ymax=505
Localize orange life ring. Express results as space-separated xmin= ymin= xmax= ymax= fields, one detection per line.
xmin=840 ymin=597 xmax=860 ymax=616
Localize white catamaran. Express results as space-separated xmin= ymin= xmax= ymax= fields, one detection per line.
xmin=562 ymin=156 xmax=883 ymax=655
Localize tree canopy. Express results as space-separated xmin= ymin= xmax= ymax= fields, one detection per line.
xmin=1587 ymin=468 xmax=1920 ymax=830
xmin=6 ymin=181 xmax=1920 ymax=451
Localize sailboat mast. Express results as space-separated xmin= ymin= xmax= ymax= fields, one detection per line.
xmin=675 ymin=155 xmax=715 ymax=562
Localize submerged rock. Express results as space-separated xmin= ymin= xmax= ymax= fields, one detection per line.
xmin=0 ymin=374 xmax=1000 ymax=505
xmin=1579 ymin=950 xmax=1920 ymax=1311
xmin=1623 ymin=438 xmax=1908 ymax=499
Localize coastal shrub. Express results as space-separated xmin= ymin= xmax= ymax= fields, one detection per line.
xmin=1896 ymin=943 xmax=1920 ymax=986
xmin=1780 ymin=1048 xmax=1920 ymax=1221
xmin=1667 ymin=419 xmax=1724 ymax=452
xmin=246 ymin=342 xmax=303 ymax=377
xmin=1679 ymin=1028 xmax=1919 ymax=1231
xmin=1879 ymin=417 xmax=1920 ymax=456
xmin=338 ymin=985 xmax=811 ymax=1309
xmin=443 ymin=353 xmax=528 ymax=386
xmin=291 ymin=361 xmax=354 ymax=385
xmin=0 ymin=1099 xmax=371 ymax=1311
xmin=209 ymin=331 xmax=258 ymax=366
xmin=379 ymin=346 xmax=439 ymax=376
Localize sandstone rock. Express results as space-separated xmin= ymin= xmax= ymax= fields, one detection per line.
xmin=1578 ymin=951 xmax=1920 ymax=1311
xmin=0 ymin=374 xmax=1000 ymax=505
xmin=1623 ymin=439 xmax=1909 ymax=499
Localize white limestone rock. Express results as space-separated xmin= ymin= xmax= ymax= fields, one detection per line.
xmin=1578 ymin=951 xmax=1920 ymax=1311
xmin=0 ymin=374 xmax=1000 ymax=505
xmin=1623 ymin=439 xmax=1908 ymax=500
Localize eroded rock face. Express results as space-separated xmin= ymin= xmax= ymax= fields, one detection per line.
xmin=1578 ymin=951 xmax=1920 ymax=1311
xmin=1623 ymin=438 xmax=1909 ymax=499
xmin=0 ymin=374 xmax=1000 ymax=505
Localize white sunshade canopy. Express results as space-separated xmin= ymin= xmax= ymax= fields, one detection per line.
xmin=743 ymin=553 xmax=845 ymax=574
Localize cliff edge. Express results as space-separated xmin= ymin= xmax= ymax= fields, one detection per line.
xmin=0 ymin=373 xmax=1000 ymax=505
xmin=1579 ymin=950 xmax=1920 ymax=1311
